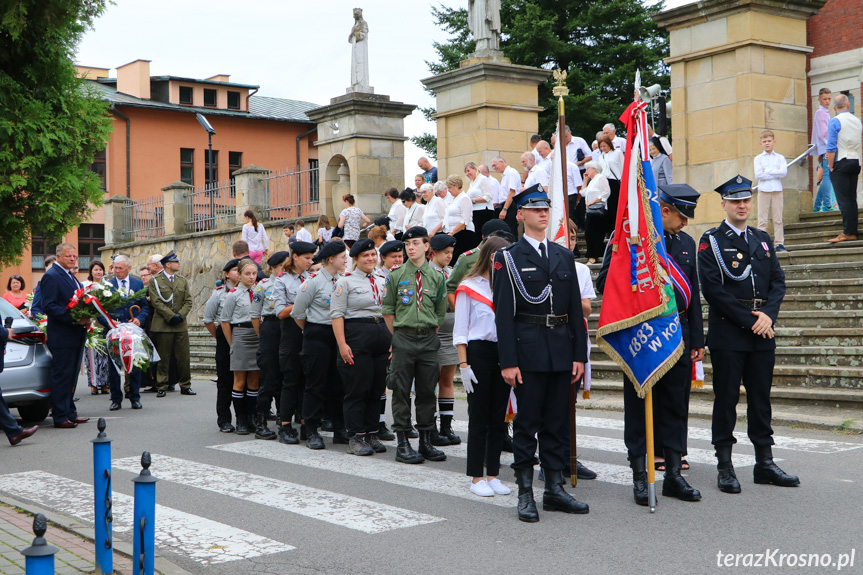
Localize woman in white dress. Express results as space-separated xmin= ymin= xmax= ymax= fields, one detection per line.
xmin=421 ymin=183 xmax=446 ymax=235
xmin=443 ymin=174 xmax=477 ymax=260
xmin=401 ymin=189 xmax=425 ymax=228
xmin=464 ymin=162 xmax=494 ymax=237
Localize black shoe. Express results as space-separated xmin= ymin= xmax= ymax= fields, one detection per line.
xmin=541 ymin=469 xmax=589 ymax=514
xmin=576 ymin=460 xmax=597 ymax=480
xmin=254 ymin=414 xmax=277 ymax=440
xmin=502 ymin=431 xmax=514 ymax=453
xmin=131 ymin=401 xmax=142 ymax=410
xmin=716 ymin=446 xmax=742 ymax=493
xmin=109 ymin=402 xmax=121 ymax=411
xmin=347 ymin=435 xmax=375 ymax=456
xmin=754 ymin=445 xmax=800 ymax=487
xmin=630 ymin=455 xmax=648 ymax=506
xmin=377 ymin=422 xmax=395 ymax=441
xmin=407 ymin=426 xmax=418 ymax=439
xmin=266 ymin=411 xmax=278 ymax=421
xmin=514 ymin=467 xmax=539 ymax=523
xmin=306 ymin=426 xmax=325 ymax=450
xmin=332 ymin=428 xmax=350 ymax=445
xmin=156 ymin=390 xmax=167 ymax=398
xmin=219 ymin=423 xmax=236 ymax=433
xmin=395 ymin=431 xmax=424 ymax=464
xmin=661 ymin=450 xmax=701 ymax=501
xmin=439 ymin=415 xmax=461 ymax=445
xmin=180 ymin=388 xmax=196 ymax=396
xmin=142 ymin=387 xmax=157 ymax=393
xmin=235 ymin=414 xmax=251 ymax=436
xmin=320 ymin=418 xmax=334 ymax=432
xmin=418 ymin=430 xmax=447 ymax=462
xmin=278 ymin=425 xmax=299 ymax=444
xmin=429 ymin=426 xmax=452 ymax=446
xmin=366 ymin=433 xmax=387 ymax=453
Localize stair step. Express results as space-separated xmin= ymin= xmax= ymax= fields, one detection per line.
xmin=590 ymin=346 xmax=863 ymax=368
xmin=798 ymin=208 xmax=863 ymax=222
xmin=777 ymin=246 xmax=863 ymax=265
xmin=784 ymin=277 xmax=863 ymax=295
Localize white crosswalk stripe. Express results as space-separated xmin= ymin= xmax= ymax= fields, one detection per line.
xmin=112 ymin=455 xmax=444 ymax=533
xmin=0 ymin=471 xmax=293 ymax=565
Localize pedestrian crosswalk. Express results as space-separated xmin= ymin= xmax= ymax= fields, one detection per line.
xmin=0 ymin=415 xmax=859 ymax=567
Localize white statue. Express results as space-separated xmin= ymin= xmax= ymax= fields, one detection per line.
xmin=468 ymin=0 xmax=501 ymax=53
xmin=348 ymin=8 xmax=373 ymax=93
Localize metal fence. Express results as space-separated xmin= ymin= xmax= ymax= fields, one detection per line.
xmin=184 ymin=179 xmax=236 ymax=233
xmin=261 ymin=162 xmax=319 ymax=221
xmin=121 ymin=195 xmax=164 ymax=241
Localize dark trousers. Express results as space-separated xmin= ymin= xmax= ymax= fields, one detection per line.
xmin=465 ymin=341 xmax=510 ymax=477
xmin=337 ymin=320 xmax=391 ymax=435
xmin=108 ymin=365 xmax=141 ymax=405
xmin=503 ymin=206 xmax=519 ymax=239
xmin=279 ymin=318 xmax=304 ymax=424
xmin=215 ymin=327 xmax=233 ymax=426
xmin=256 ymin=317 xmax=281 ymax=414
xmin=452 ymin=229 xmax=479 ymax=262
xmin=153 ymin=330 xmax=190 ymax=391
xmin=605 ymin=178 xmax=621 ymax=235
xmin=710 ymin=348 xmax=775 ymax=448
xmin=48 ymin=338 xmax=85 ymax=424
xmin=472 ymin=208 xmax=494 ymax=240
xmin=0 ymin=389 xmax=23 ymax=439
xmin=511 ymin=370 xmax=570 ymax=471
xmin=832 ymin=159 xmax=860 ymax=235
xmin=388 ymin=330 xmax=440 ymax=432
xmin=585 ymin=211 xmax=607 ymax=259
xmin=301 ymin=322 xmax=343 ymax=428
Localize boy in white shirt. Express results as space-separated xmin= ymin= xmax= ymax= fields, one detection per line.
xmin=294 ymin=219 xmax=313 ymax=244
xmin=754 ymin=130 xmax=788 ymax=252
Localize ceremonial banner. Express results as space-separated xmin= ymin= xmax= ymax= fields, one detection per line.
xmin=596 ymin=101 xmax=683 ymax=397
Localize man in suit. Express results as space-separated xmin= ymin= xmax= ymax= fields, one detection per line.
xmin=148 ymin=251 xmax=195 ymax=398
xmin=492 ymin=184 xmax=589 ymax=522
xmin=39 ymin=243 xmax=91 ymax=429
xmin=101 ymin=255 xmax=149 ymax=411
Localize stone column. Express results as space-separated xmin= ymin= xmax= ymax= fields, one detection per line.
xmin=654 ymin=0 xmax=826 ymax=239
xmin=306 ymin=93 xmax=416 ymax=221
xmin=233 ymin=164 xmax=270 ymax=224
xmin=104 ymin=194 xmax=132 ymax=245
xmin=161 ymin=181 xmax=194 ymax=236
xmin=422 ymin=58 xmax=548 ymax=181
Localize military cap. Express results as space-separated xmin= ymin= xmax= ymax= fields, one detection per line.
xmin=222 ymin=258 xmax=240 ymax=272
xmin=714 ymin=174 xmax=753 ymax=200
xmin=349 ymin=238 xmax=376 ymax=258
xmin=430 ymin=234 xmax=457 ymax=251
xmin=160 ymin=251 xmax=179 ymax=265
xmin=379 ymin=241 xmax=404 ymax=257
xmin=402 ymin=226 xmax=429 ymax=241
xmin=313 ymin=240 xmax=347 ymax=264
xmin=512 ymin=184 xmax=551 ymax=209
xmin=481 ymin=218 xmax=511 ymax=238
xmin=373 ymin=216 xmax=391 ymax=228
xmin=290 ymin=241 xmax=317 ymax=256
xmin=267 ymin=251 xmax=290 ymax=267
xmin=658 ymin=184 xmax=700 ymax=219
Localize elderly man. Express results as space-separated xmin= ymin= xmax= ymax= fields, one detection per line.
xmin=602 ymin=123 xmax=627 ymax=152
xmin=826 ymin=93 xmax=862 ymax=243
xmin=565 ymin=126 xmax=593 ymax=172
xmin=521 ymin=151 xmax=549 ymax=192
xmin=40 ymin=243 xmax=91 ymax=428
xmin=492 ymin=156 xmax=522 ymax=237
xmin=535 ymin=140 xmax=552 ymax=177
xmin=418 ymin=157 xmax=438 ymax=184
xmin=148 ymin=252 xmax=195 ymax=398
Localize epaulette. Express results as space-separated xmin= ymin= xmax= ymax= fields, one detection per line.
xmin=309 ymin=272 xmax=317 ymax=279
xmin=462 ymin=249 xmax=476 ymax=257
xmin=229 ymin=288 xmax=236 ymax=293
xmin=390 ymin=265 xmax=402 ymax=272
xmin=216 ymin=285 xmax=224 ymax=291
xmin=501 ymin=243 xmax=517 ymax=251
xmin=704 ymin=227 xmax=718 ymax=235
xmin=345 ymin=272 xmax=352 ymax=276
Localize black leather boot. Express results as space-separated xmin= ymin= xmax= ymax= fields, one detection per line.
xmin=347 ymin=434 xmax=374 ymax=456
xmin=630 ymin=455 xmax=648 ymax=506
xmin=716 ymin=445 xmax=741 ymax=493
xmin=439 ymin=414 xmax=462 ymax=445
xmin=662 ymin=450 xmax=701 ymax=501
xmin=395 ymin=431 xmax=424 ymax=464
xmin=377 ymin=421 xmax=396 ymax=441
xmin=254 ymin=414 xmax=276 ymax=440
xmin=277 ymin=424 xmax=299 ymax=445
xmin=305 ymin=425 xmax=325 ymax=450
xmin=418 ymin=430 xmax=447 ymax=461
xmin=754 ymin=445 xmax=800 ymax=487
xmin=513 ymin=467 xmax=539 ymax=523
xmin=235 ymin=412 xmax=251 ymax=436
xmin=541 ymin=469 xmax=589 ymax=514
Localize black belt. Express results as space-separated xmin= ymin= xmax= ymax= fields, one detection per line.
xmin=345 ymin=317 xmax=385 ymax=324
xmin=230 ymin=322 xmax=253 ymax=328
xmin=737 ymin=299 xmax=767 ymax=310
xmin=394 ymin=326 xmax=435 ymax=335
xmin=515 ymin=313 xmax=568 ymax=327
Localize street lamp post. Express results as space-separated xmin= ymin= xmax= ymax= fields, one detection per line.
xmin=196 ymin=113 xmax=216 ymax=229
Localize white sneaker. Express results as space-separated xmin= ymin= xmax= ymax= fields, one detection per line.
xmin=487 ymin=478 xmax=511 ymax=495
xmin=470 ymin=479 xmax=495 ymax=497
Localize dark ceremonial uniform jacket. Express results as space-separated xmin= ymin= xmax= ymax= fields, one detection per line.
xmin=492 ymin=237 xmax=587 ymax=372
xmin=697 ymin=222 xmax=785 ymax=351
xmin=148 ymin=271 xmax=193 ymax=332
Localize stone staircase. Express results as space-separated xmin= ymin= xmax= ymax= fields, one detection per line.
xmin=190 ymin=326 xmax=217 ymax=374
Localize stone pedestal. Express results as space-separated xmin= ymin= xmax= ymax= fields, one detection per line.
xmin=232 ymin=164 xmax=270 ymax=225
xmin=422 ymin=60 xmax=548 ymax=182
xmin=306 ymin=93 xmax=416 ymax=220
xmin=104 ymin=195 xmax=133 ymax=245
xmin=161 ymin=181 xmax=194 ymax=236
xmin=655 ymin=0 xmax=826 ymax=239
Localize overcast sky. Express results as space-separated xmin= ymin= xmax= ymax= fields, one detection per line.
xmin=76 ymin=0 xmax=693 ymax=186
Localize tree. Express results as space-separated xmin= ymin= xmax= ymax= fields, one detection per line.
xmin=0 ymin=0 xmax=112 ymax=267
xmin=415 ymin=0 xmax=669 ymax=157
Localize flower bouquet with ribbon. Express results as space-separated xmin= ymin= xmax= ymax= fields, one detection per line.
xmin=106 ymin=323 xmax=160 ymax=375
xmin=67 ymin=283 xmax=148 ymax=322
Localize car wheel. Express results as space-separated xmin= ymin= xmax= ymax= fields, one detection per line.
xmin=17 ymin=399 xmax=50 ymax=423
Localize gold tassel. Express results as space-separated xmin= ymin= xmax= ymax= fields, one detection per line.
xmin=691 ymin=379 xmax=704 ymax=390
xmin=582 ymin=390 xmax=590 ymax=400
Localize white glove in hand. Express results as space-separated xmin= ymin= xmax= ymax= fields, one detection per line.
xmin=461 ymin=365 xmax=478 ymax=394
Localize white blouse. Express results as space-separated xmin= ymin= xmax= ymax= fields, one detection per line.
xmin=405 ymin=202 xmax=426 ymax=228
xmin=445 ymin=191 xmax=474 ymax=233
xmin=422 ymin=195 xmax=447 ymax=233
xmin=452 ymin=276 xmax=497 ymax=345
xmin=584 ymin=173 xmax=611 ymax=207
xmin=467 ymin=173 xmax=494 ymax=212
xmin=599 ymin=149 xmax=623 ymax=181
xmin=242 ymin=223 xmax=270 ymax=251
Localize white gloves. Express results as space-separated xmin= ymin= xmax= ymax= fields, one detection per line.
xmin=461 ymin=365 xmax=478 ymax=394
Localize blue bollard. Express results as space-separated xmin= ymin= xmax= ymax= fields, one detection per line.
xmin=91 ymin=417 xmax=112 ymax=575
xmin=132 ymin=451 xmax=158 ymax=575
xmin=20 ymin=513 xmax=58 ymax=575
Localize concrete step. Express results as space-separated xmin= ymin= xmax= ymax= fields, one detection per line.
xmin=784 ymin=277 xmax=863 ymax=295
xmin=779 ymin=260 xmax=863 ymax=280
xmin=190 ymin=362 xmax=216 ymax=374
xmin=590 ymin=345 xmax=863 ymax=368
xmin=798 ymin=208 xmax=863 ymax=222
xmin=783 ymin=229 xmax=850 ymax=245
xmin=777 ymin=246 xmax=863 ymax=265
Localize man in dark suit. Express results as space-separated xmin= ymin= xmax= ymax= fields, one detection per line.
xmin=39 ymin=243 xmax=91 ymax=429
xmin=492 ymin=184 xmax=588 ymax=523
xmin=100 ymin=255 xmax=149 ymax=411
xmin=698 ymin=175 xmax=798 ymax=493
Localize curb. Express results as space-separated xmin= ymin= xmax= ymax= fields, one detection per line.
xmin=0 ymin=494 xmax=194 ymax=575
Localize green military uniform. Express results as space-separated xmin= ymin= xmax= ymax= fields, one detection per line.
xmin=148 ymin=269 xmax=193 ymax=392
xmin=446 ymin=246 xmax=480 ymax=295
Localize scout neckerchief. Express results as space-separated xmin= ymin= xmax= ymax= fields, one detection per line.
xmin=368 ymin=272 xmax=381 ymax=305
xmin=415 ymin=270 xmax=423 ymax=308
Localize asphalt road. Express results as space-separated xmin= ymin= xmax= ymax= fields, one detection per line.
xmin=1 ymin=375 xmax=861 ymax=575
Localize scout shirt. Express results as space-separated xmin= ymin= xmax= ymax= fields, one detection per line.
xmin=381 ymin=260 xmax=447 ymax=329
xmin=273 ymin=271 xmax=309 ymax=317
xmin=250 ymin=275 xmax=277 ymax=319
xmin=330 ymin=270 xmax=385 ymax=320
xmin=202 ymin=284 xmax=233 ymax=325
xmin=291 ymin=268 xmax=340 ymax=325
xmin=220 ymin=284 xmax=255 ymax=325
xmin=446 ymin=246 xmax=480 ymax=294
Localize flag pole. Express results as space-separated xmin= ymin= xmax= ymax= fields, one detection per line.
xmin=645 ymin=388 xmax=657 ymax=512
xmin=552 ymin=68 xmax=577 ymax=487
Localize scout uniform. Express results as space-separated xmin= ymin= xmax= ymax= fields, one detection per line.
xmin=148 ymin=251 xmax=193 ymax=397
xmin=697 ymin=175 xmax=798 ymax=492
xmin=331 ymin=239 xmax=392 ymax=456
xmin=202 ymin=258 xmax=239 ymax=432
xmin=372 ymin=240 xmax=404 ymax=442
xmin=429 ymin=233 xmax=461 ymax=446
xmin=220 ymin=278 xmax=260 ymax=435
xmin=382 ymin=226 xmax=448 ymax=464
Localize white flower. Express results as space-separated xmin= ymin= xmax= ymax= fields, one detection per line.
xmin=102 ymin=290 xmax=111 ymax=298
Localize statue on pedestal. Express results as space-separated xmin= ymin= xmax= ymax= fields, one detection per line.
xmin=348 ymin=8 xmax=373 ymax=94
xmin=468 ymin=0 xmax=501 ymax=54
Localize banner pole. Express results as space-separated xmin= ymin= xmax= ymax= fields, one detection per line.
xmin=645 ymin=388 xmax=657 ymax=512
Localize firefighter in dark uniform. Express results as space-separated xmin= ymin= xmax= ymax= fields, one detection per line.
xmin=697 ymin=175 xmax=798 ymax=493
xmin=597 ymin=184 xmax=704 ymax=505
xmin=202 ymin=258 xmax=240 ymax=432
xmin=492 ymin=184 xmax=589 ymax=522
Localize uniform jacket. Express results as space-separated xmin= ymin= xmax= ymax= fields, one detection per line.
xmin=40 ymin=264 xmax=86 ymax=349
xmin=492 ymin=237 xmax=587 ymax=372
xmin=147 ymin=271 xmax=193 ymax=332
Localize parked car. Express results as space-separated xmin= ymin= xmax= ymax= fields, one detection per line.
xmin=0 ymin=298 xmax=52 ymax=422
